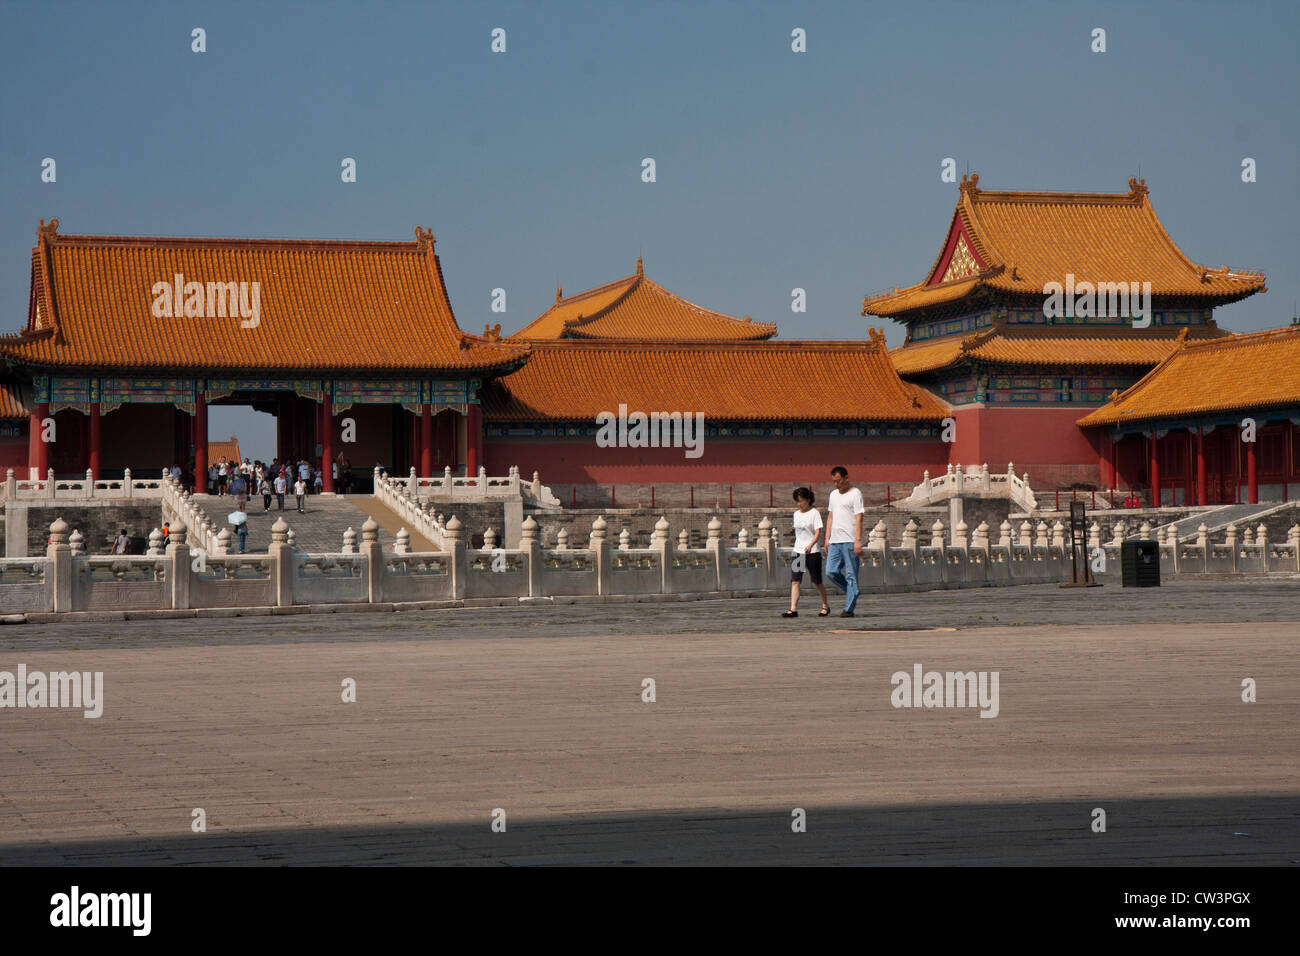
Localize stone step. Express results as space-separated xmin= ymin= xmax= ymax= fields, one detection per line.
xmin=189 ymin=493 xmax=393 ymax=553
xmin=1160 ymin=503 xmax=1289 ymax=541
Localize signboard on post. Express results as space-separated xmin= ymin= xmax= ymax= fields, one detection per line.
xmin=1063 ymin=500 xmax=1101 ymax=587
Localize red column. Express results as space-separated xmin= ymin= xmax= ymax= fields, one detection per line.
xmin=1234 ymin=431 xmax=1241 ymax=502
xmin=192 ymin=393 xmax=206 ymax=492
xmin=420 ymin=404 xmax=433 ymax=477
xmin=466 ymin=404 xmax=482 ymax=476
xmin=1109 ymin=434 xmax=1119 ymax=491
xmin=1149 ymin=432 xmax=1160 ymax=507
xmin=89 ymin=402 xmax=103 ymax=481
xmin=321 ymin=394 xmax=334 ymax=493
xmin=1098 ymin=435 xmax=1114 ymax=489
xmin=1247 ymin=438 xmax=1258 ymax=505
xmin=28 ymin=404 xmax=48 ymax=480
xmin=434 ymin=411 xmax=446 ymax=469
xmin=1196 ymin=427 xmax=1206 ymax=507
xmin=408 ymin=410 xmax=418 ymax=474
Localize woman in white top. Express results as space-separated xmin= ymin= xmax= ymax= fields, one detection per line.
xmin=784 ymin=486 xmax=830 ymax=617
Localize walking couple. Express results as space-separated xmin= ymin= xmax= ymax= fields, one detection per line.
xmin=784 ymin=466 xmax=864 ymax=619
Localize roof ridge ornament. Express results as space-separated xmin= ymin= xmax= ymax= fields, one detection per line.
xmin=413 ymin=225 xmax=435 ymax=247
xmin=867 ymin=327 xmax=887 ymax=349
xmin=959 ymin=172 xmax=980 ymax=195
xmin=483 ymin=322 xmax=502 ymax=341
xmin=1127 ymin=177 xmax=1148 ymax=198
xmin=37 ymin=218 xmax=60 ymax=239
xmin=635 ymin=255 xmax=644 ymax=276
xmin=555 ymin=285 xmax=563 ymax=303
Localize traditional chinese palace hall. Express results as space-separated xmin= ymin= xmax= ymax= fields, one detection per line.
xmin=866 ymin=174 xmax=1282 ymax=497
xmin=2 ymin=180 xmax=1294 ymax=504
xmin=0 ymin=220 xmax=528 ymax=489
xmin=483 ymin=260 xmax=948 ymax=485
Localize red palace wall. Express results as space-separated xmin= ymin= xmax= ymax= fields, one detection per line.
xmin=485 ymin=436 xmax=950 ymax=486
xmin=948 ymin=405 xmax=1102 ymax=487
xmin=0 ymin=434 xmax=26 ymax=472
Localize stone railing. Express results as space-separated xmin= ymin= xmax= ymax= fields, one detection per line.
xmin=1 ymin=467 xmax=167 ymax=502
xmin=391 ymin=465 xmax=561 ymax=508
xmin=902 ymin=462 xmax=1038 ymax=513
xmin=2 ymin=513 xmax=1077 ymax=617
xmin=373 ymin=471 xmax=453 ymax=549
xmin=1134 ymin=521 xmax=1300 ymax=576
xmin=1041 ymin=518 xmax=1300 ymax=579
xmin=160 ymin=474 xmax=219 ymax=555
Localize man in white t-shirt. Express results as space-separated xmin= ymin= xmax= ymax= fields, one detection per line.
xmin=824 ymin=465 xmax=865 ymax=617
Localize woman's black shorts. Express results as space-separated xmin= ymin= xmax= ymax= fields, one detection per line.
xmin=791 ymin=551 xmax=823 ymax=585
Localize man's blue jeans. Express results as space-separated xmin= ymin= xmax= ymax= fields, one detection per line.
xmin=825 ymin=542 xmax=860 ymax=613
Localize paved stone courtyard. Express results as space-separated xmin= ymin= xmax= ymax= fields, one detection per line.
xmin=1 ymin=581 xmax=1297 ymax=865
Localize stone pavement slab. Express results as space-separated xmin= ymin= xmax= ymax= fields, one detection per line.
xmin=0 ymin=607 xmax=1295 ymax=865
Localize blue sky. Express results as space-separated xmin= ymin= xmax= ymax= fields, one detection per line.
xmin=2 ymin=0 xmax=1296 ymax=457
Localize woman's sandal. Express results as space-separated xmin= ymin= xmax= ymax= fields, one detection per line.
xmin=818 ymin=606 xmax=830 ymax=617
xmin=782 ymin=610 xmax=798 ymax=618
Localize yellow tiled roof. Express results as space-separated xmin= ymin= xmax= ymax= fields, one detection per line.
xmin=890 ymin=322 xmax=1231 ymax=375
xmin=0 ymin=220 xmax=529 ymax=373
xmin=207 ymin=437 xmax=241 ymax=463
xmin=865 ymin=175 xmax=1267 ymax=319
xmin=483 ymin=332 xmax=944 ymax=422
xmin=511 ymin=260 xmax=776 ymax=341
xmin=1078 ymin=325 xmax=1300 ymax=426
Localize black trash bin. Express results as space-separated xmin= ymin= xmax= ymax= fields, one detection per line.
xmin=1121 ymin=539 xmax=1161 ymax=587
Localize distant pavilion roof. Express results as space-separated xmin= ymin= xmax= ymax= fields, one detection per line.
xmin=0 ymin=219 xmax=529 ymax=374
xmin=510 ymin=258 xmax=776 ymax=341
xmin=482 ymin=331 xmax=944 ymax=423
xmin=1077 ymin=325 xmax=1300 ymax=427
xmin=890 ymin=320 xmax=1232 ymax=376
xmin=864 ymin=175 xmax=1267 ymax=320
xmin=208 ymin=436 xmax=241 ymax=463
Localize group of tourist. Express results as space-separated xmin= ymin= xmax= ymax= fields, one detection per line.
xmin=209 ymin=457 xmax=322 ymax=512
xmin=160 ymin=453 xmax=358 ymax=499
xmin=784 ymin=466 xmax=865 ymax=619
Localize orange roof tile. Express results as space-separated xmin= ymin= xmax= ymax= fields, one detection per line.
xmin=483 ymin=332 xmax=944 ymax=422
xmin=0 ymin=220 xmax=529 ymax=374
xmin=891 ymin=322 xmax=1232 ymax=375
xmin=207 ymin=437 xmax=241 ymax=463
xmin=864 ymin=176 xmax=1266 ymax=319
xmin=0 ymin=381 xmax=28 ymax=419
xmin=511 ymin=259 xmax=775 ymax=341
xmin=1078 ymin=325 xmax=1300 ymax=426
xmin=889 ymin=336 xmax=971 ymax=376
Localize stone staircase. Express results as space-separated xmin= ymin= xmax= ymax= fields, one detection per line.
xmin=188 ymin=493 xmax=397 ymax=553
xmin=1159 ymin=502 xmax=1292 ymax=542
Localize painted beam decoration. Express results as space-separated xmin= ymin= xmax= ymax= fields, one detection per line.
xmin=100 ymin=377 xmax=196 ymax=415
xmin=486 ymin=421 xmax=941 ymax=438
xmin=49 ymin=376 xmax=100 ymax=414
